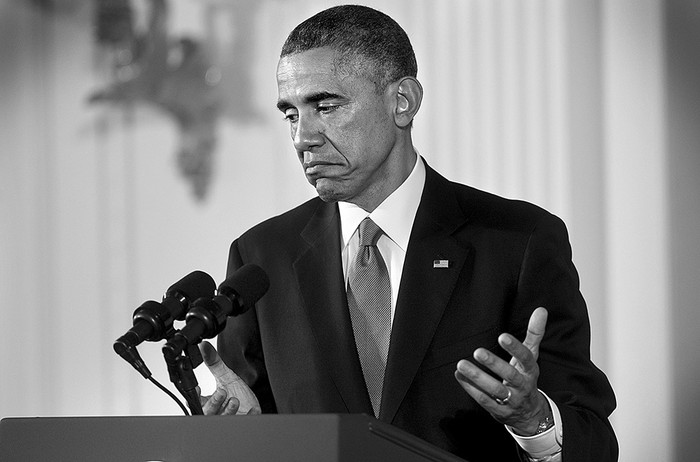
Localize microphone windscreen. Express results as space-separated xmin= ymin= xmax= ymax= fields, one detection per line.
xmin=219 ymin=264 xmax=270 ymax=313
xmin=165 ymin=270 xmax=216 ymax=301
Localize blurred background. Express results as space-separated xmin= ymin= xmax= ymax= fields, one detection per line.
xmin=1 ymin=0 xmax=698 ymax=460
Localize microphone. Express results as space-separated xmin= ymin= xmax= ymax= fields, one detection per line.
xmin=114 ymin=270 xmax=216 ymax=377
xmin=162 ymin=264 xmax=269 ymax=361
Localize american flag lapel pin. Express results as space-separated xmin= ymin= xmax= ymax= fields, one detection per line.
xmin=433 ymin=259 xmax=450 ymax=269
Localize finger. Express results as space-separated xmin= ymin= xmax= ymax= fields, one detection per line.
xmin=200 ymin=341 xmax=221 ymax=368
xmin=221 ymin=396 xmax=241 ymax=416
xmin=455 ymin=358 xmax=511 ymax=399
xmin=521 ymin=307 xmax=548 ymax=360
xmin=201 ymin=389 xmax=227 ymax=415
xmin=472 ymin=346 xmax=526 ymax=389
xmin=199 ymin=341 xmax=237 ymax=382
xmin=500 ymin=333 xmax=538 ymax=376
xmin=454 ymin=363 xmax=511 ymax=417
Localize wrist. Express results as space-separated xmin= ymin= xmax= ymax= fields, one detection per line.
xmin=506 ymin=391 xmax=563 ymax=461
xmin=512 ymin=393 xmax=553 ymax=436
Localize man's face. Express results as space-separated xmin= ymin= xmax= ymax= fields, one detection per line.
xmin=276 ymin=47 xmax=404 ymax=210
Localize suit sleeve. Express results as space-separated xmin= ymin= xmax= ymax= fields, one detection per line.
xmin=217 ymin=239 xmax=277 ymax=413
xmin=514 ymin=212 xmax=618 ymax=462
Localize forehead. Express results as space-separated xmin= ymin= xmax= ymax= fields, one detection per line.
xmin=276 ymin=47 xmax=373 ymax=103
xmin=277 ymin=47 xmax=337 ymax=80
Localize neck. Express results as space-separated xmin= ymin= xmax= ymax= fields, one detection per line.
xmin=355 ymin=148 xmax=417 ymax=212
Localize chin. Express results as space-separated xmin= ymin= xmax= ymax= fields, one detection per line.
xmin=314 ymin=183 xmax=345 ymax=203
xmin=316 ymin=189 xmax=343 ymax=203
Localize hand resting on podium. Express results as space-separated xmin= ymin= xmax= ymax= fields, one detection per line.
xmin=198 ymin=341 xmax=261 ymax=415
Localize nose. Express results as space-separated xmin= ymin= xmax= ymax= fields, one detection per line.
xmin=292 ymin=114 xmax=325 ymax=153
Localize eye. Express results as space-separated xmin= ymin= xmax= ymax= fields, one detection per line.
xmin=317 ymin=104 xmax=339 ymax=114
xmin=282 ymin=109 xmax=298 ymax=123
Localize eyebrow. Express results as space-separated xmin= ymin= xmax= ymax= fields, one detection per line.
xmin=276 ymin=91 xmax=344 ymax=112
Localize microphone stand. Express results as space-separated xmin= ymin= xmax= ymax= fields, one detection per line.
xmin=159 ymin=264 xmax=270 ymax=415
xmin=163 ymin=344 xmax=204 ymax=415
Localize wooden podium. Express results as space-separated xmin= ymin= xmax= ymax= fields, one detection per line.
xmin=0 ymin=414 xmax=466 ymax=461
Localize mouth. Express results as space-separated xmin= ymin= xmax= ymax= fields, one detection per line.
xmin=303 ymin=160 xmax=336 ymax=175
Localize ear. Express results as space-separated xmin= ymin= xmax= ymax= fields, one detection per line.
xmin=393 ymin=77 xmax=423 ymax=128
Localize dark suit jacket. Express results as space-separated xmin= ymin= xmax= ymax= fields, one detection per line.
xmin=218 ymin=162 xmax=618 ymax=461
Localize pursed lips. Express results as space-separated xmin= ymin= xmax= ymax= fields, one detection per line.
xmin=303 ymin=159 xmax=338 ymax=175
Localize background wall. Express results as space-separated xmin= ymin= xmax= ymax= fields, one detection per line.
xmin=1 ymin=1 xmax=698 ymax=461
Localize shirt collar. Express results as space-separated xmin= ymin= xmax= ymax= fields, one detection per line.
xmin=338 ymin=155 xmax=426 ymax=250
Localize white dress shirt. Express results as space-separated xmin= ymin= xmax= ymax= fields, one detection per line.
xmin=337 ymin=155 xmax=562 ymax=460
xmin=338 ymin=154 xmax=425 ymax=321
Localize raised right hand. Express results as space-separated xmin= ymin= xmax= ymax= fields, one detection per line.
xmin=198 ymin=341 xmax=261 ymax=415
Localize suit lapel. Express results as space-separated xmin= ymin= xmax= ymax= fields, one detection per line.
xmin=380 ymin=166 xmax=472 ymax=422
xmin=293 ymin=201 xmax=373 ymax=414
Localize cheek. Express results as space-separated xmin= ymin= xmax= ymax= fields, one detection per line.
xmin=335 ymin=115 xmax=388 ymax=150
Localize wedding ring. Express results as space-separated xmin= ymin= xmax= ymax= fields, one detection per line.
xmin=494 ymin=389 xmax=511 ymax=406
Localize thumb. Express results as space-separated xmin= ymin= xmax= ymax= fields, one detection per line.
xmin=199 ymin=341 xmax=261 ymax=414
xmin=200 ymin=340 xmax=236 ymax=382
xmin=522 ymin=307 xmax=548 ymax=360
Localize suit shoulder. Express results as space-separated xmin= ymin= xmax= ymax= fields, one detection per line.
xmin=238 ymin=196 xmax=326 ymax=241
xmin=425 ymin=162 xmax=559 ymax=230
xmin=227 ymin=196 xmax=340 ymax=274
xmin=448 ymin=181 xmax=563 ymax=233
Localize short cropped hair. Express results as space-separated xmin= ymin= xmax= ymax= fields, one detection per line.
xmin=280 ymin=5 xmax=417 ymax=92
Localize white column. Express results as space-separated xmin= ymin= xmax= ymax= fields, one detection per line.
xmin=602 ymin=1 xmax=672 ymax=460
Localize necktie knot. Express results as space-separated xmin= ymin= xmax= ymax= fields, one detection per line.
xmin=358 ymin=218 xmax=383 ymax=247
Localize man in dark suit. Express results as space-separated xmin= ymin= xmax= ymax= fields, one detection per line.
xmin=199 ymin=5 xmax=618 ymax=461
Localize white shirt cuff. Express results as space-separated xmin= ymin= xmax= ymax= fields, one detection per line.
xmin=505 ymin=390 xmax=563 ymax=459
